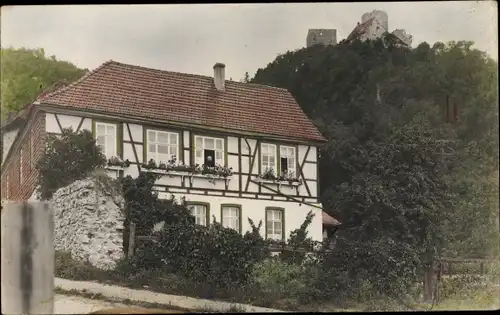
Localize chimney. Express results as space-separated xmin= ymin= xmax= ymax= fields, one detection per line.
xmin=213 ymin=63 xmax=226 ymax=91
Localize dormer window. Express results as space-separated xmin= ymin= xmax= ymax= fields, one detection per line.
xmin=194 ymin=136 xmax=224 ymax=167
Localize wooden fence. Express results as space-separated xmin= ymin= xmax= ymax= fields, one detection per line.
xmin=422 ymin=257 xmax=497 ymax=302
xmin=438 ymin=257 xmax=497 ymax=275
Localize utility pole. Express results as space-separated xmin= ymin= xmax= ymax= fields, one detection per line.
xmin=1 ymin=202 xmax=54 ymax=314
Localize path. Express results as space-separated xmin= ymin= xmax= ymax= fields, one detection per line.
xmin=55 ymin=294 xmax=127 ymax=314
xmin=55 ymin=277 xmax=283 ymax=313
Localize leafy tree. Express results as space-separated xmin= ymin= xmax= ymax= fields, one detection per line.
xmin=250 ymin=38 xmax=498 ymax=300
xmin=1 ymin=47 xmax=86 ymax=118
xmin=36 ymin=128 xmax=106 ymax=200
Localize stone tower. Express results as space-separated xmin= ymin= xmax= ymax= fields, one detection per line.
xmin=306 ymin=29 xmax=337 ymax=47
xmin=361 ymin=10 xmax=388 ymax=32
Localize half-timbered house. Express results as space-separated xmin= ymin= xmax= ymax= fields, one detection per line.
xmin=1 ymin=60 xmax=340 ymax=242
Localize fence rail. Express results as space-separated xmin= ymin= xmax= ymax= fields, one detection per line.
xmin=437 ymin=257 xmax=497 ymax=276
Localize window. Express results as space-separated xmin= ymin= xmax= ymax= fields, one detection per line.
xmin=95 ymin=122 xmax=117 ymax=157
xmin=194 ymin=136 xmax=224 ymax=167
xmin=146 ymin=129 xmax=179 ymax=163
xmin=260 ymin=143 xmax=277 ymax=173
xmin=221 ymin=205 xmax=241 ymax=232
xmin=266 ymin=208 xmax=284 ymax=241
xmin=19 ymin=149 xmax=23 ymax=184
xmin=188 ymin=204 xmax=209 ymax=226
xmin=279 ymin=146 xmax=296 ymax=176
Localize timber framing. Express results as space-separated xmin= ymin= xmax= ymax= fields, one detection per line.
xmin=2 ymin=104 xmax=322 ymax=205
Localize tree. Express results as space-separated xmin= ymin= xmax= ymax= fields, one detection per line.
xmin=250 ymin=38 xmax=498 ymax=299
xmin=240 ymin=71 xmax=250 ymax=83
xmin=1 ymin=47 xmax=87 ymax=119
xmin=36 ymin=128 xmax=106 ymax=199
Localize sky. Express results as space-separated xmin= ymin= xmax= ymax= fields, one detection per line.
xmin=1 ymin=2 xmax=498 ymax=80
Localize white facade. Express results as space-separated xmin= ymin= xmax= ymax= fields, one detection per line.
xmin=45 ymin=112 xmax=324 ymax=243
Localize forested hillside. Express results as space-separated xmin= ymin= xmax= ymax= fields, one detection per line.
xmin=251 ymin=38 xmax=498 ymax=261
xmin=1 ymin=47 xmax=87 ymax=120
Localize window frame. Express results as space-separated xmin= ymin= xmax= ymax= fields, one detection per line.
xmin=186 ymin=201 xmax=210 ymax=227
xmin=260 ymin=143 xmax=277 ymax=174
xmin=92 ymin=121 xmax=120 ymax=158
xmin=220 ymin=204 xmax=242 ymax=233
xmin=265 ymin=207 xmax=285 ymax=241
xmin=279 ymin=145 xmax=297 ymax=177
xmin=193 ymin=135 xmax=226 ymax=167
xmin=144 ymin=128 xmax=181 ymax=164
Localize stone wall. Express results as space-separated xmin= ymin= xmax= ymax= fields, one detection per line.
xmin=307 ymin=29 xmax=337 ymax=47
xmin=52 ymin=178 xmax=125 ymax=270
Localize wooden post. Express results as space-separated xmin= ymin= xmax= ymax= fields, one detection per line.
xmin=480 ymin=262 xmax=484 ymax=275
xmin=423 ymin=266 xmax=435 ymax=302
xmin=1 ymin=202 xmax=54 ymax=314
xmin=127 ymin=222 xmax=136 ymax=259
xmin=448 ymin=262 xmax=452 ymax=275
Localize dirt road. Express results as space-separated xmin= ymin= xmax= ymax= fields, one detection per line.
xmin=54 ymin=294 xmax=128 ymax=314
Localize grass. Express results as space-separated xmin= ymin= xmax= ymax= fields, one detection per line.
xmin=433 ymin=284 xmax=499 ymax=310
xmin=54 ymin=287 xmax=246 ymax=313
xmin=55 ymin=251 xmax=499 ymax=312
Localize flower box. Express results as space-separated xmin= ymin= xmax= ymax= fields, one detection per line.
xmin=141 ymin=158 xmax=233 ymax=184
xmin=255 ymin=177 xmax=301 ymax=187
xmin=256 ymin=168 xmax=302 ymax=187
xmin=106 ymin=156 xmax=131 ymax=169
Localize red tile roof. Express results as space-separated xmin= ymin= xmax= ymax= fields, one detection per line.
xmin=323 ymin=211 xmax=341 ymax=226
xmin=38 ymin=61 xmax=326 ymax=142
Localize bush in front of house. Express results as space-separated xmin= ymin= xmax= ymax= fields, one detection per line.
xmin=132 ymin=217 xmax=271 ymax=296
xmin=251 ymin=258 xmax=308 ymax=301
xmin=55 ymin=250 xmax=109 ymax=281
xmin=36 ymin=127 xmax=106 ymax=200
xmin=120 ymin=170 xmax=272 ymax=296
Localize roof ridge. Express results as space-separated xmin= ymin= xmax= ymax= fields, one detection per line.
xmin=38 ymin=60 xmax=114 ymax=100
xmin=109 ymin=60 xmax=290 ymax=93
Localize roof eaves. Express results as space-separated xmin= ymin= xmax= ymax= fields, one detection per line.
xmin=323 ymin=211 xmax=341 ymax=226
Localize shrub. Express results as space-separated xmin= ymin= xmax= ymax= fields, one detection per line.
xmin=36 ymin=128 xmax=106 ymax=199
xmin=438 ymin=274 xmax=486 ymax=300
xmin=121 ymin=170 xmax=271 ymax=295
xmin=279 ymin=210 xmax=315 ymax=265
xmin=252 ymin=258 xmax=308 ymax=300
xmin=120 ymin=172 xmax=195 ymax=255
xmin=134 ymin=217 xmax=269 ymax=295
xmin=54 ymin=251 xmax=107 ymax=281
